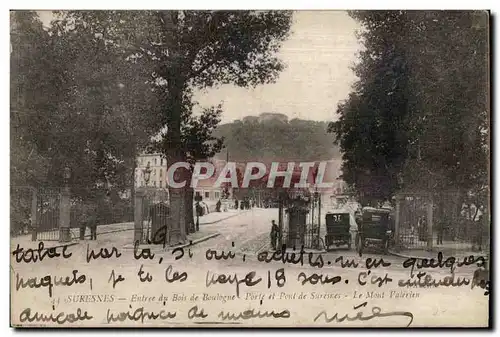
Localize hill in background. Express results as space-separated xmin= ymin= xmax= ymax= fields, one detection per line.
xmin=213 ymin=113 xmax=340 ymax=162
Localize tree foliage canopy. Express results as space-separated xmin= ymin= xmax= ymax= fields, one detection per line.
xmin=330 ymin=11 xmax=489 ymax=206
xmin=215 ymin=115 xmax=341 ymax=162
xmin=11 ymin=11 xmax=158 ymax=200
xmin=11 ymin=10 xmax=293 ymax=240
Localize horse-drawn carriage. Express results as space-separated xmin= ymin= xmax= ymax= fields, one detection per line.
xmin=355 ymin=207 xmax=394 ymax=255
xmin=324 ymin=211 xmax=354 ymax=250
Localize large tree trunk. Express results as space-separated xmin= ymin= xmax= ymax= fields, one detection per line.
xmin=165 ymin=74 xmax=187 ymax=246
xmin=168 ymin=187 xmax=186 ymax=245
xmin=166 ymin=157 xmax=188 ymax=245
xmin=185 ymin=187 xmax=195 ymax=233
xmin=130 ymin=153 xmax=136 ymax=219
xmin=183 ymin=169 xmax=195 ymax=234
xmin=159 ymin=14 xmax=193 ymax=245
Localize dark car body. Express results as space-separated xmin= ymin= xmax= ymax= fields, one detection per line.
xmin=325 ymin=212 xmax=352 ymax=250
xmin=356 ymin=207 xmax=392 ymax=254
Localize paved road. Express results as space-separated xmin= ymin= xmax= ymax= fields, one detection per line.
xmin=189 ymin=208 xmax=484 ymax=275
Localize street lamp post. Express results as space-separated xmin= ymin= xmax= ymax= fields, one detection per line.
xmin=135 ymin=162 xmax=153 ymax=244
xmin=314 ymin=189 xmax=321 ymax=250
xmin=143 ymin=162 xmax=152 ymax=187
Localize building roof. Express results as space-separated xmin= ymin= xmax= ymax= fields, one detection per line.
xmin=194 ymin=159 xmax=342 ymax=190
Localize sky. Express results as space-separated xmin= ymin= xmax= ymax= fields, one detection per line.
xmin=36 ymin=10 xmax=362 ymax=124
xmin=195 ymin=11 xmax=362 ymax=124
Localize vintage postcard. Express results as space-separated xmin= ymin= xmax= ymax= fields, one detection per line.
xmin=10 ymin=10 xmax=490 ymax=327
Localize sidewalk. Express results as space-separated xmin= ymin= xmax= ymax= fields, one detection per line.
xmin=10 ymin=222 xmax=135 ymax=251
xmin=237 ymin=232 xmax=328 ymax=256
xmin=390 ymin=237 xmax=489 ymax=260
xmin=122 ymin=230 xmax=220 ymax=252
xmin=125 ymin=210 xmax=250 ymax=252
xmin=389 ymin=247 xmax=489 ymax=260
xmin=198 ymin=209 xmax=250 ymax=225
xmin=11 ymin=210 xmax=248 ymax=251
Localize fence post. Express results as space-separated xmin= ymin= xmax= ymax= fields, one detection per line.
xmin=134 ymin=189 xmax=144 ymax=244
xmin=31 ymin=188 xmax=37 ymax=241
xmin=426 ymin=195 xmax=434 ymax=251
xmin=167 ymin=189 xmax=187 ymax=246
xmin=278 ymin=196 xmax=284 ymax=248
xmin=317 ymin=193 xmax=322 ymax=249
xmin=59 ymin=186 xmax=71 ymax=242
xmin=394 ymin=195 xmax=401 ymax=252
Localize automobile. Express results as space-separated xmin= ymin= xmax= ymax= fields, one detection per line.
xmin=325 ymin=212 xmax=352 ymax=250
xmin=355 ymin=207 xmax=393 ymax=255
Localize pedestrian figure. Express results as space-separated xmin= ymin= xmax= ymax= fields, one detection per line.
xmin=418 ymin=216 xmax=427 ymax=241
xmin=476 ymin=214 xmax=484 ymax=251
xmin=270 ymin=220 xmax=280 ymax=250
xmin=79 ymin=217 xmax=87 ymax=240
xmin=436 ymin=220 xmax=445 ymax=245
xmin=235 ymin=199 xmax=239 ymax=210
xmin=216 ymin=199 xmax=222 ymax=212
xmin=79 ymin=202 xmax=92 ymax=240
xmin=196 ymin=202 xmax=203 ymax=217
xmin=92 ymin=194 xmax=110 ymax=241
xmin=87 ymin=208 xmax=98 ymax=241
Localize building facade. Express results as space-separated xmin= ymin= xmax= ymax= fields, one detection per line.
xmin=194 ymin=159 xmax=225 ymax=205
xmin=135 ymin=154 xmax=223 ymax=208
xmin=135 ymin=153 xmax=168 ymax=189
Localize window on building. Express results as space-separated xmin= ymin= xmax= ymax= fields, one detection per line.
xmin=160 ymin=169 xmax=162 ymax=177
xmin=205 ymin=192 xmax=210 ymax=199
xmin=161 ymin=158 xmax=163 ymax=166
xmin=160 ymin=181 xmax=162 ymax=188
xmin=155 ymin=158 xmax=157 ymax=165
xmin=215 ymin=192 xmax=220 ymax=199
xmin=195 ymin=191 xmax=201 ymax=197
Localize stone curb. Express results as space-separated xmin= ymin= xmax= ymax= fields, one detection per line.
xmin=388 ymin=249 xmax=489 ymax=261
xmin=19 ymin=210 xmax=246 ymax=250
xmin=388 ymin=250 xmax=424 ymax=260
xmin=12 ymin=240 xmax=80 ymax=250
xmin=78 ymin=210 xmax=247 ymax=239
xmin=121 ymin=232 xmax=221 ymax=251
xmin=236 ymin=246 xmax=328 ymax=258
xmin=83 ymin=227 xmax=134 ymax=238
xmin=171 ymin=233 xmax=221 ymax=250
xmin=200 ymin=210 xmax=250 ymax=225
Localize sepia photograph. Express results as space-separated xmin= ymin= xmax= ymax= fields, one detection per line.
xmin=9 ymin=9 xmax=490 ymax=328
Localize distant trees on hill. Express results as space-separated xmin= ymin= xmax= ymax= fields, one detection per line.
xmin=213 ymin=114 xmax=340 ymax=162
